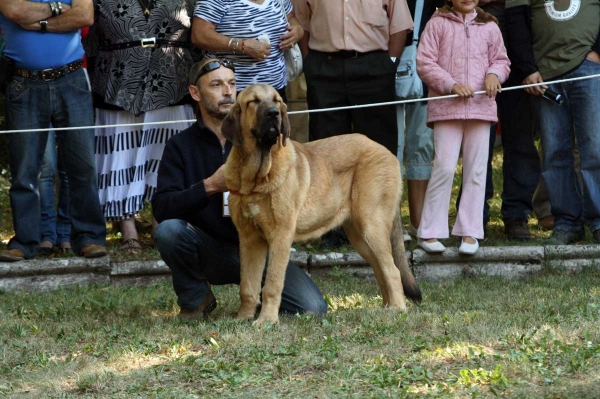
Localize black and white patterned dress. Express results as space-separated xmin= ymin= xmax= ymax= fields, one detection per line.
xmin=84 ymin=0 xmax=198 ymax=220
xmin=194 ymin=0 xmax=293 ymax=91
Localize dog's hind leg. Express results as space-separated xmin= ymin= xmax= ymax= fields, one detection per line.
xmin=343 ymin=221 xmax=391 ymax=306
xmin=238 ymin=233 xmax=268 ymax=321
xmin=345 ymin=220 xmax=406 ymax=311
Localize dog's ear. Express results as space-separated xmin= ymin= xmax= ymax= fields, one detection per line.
xmin=221 ymin=102 xmax=243 ymax=147
xmin=280 ymin=102 xmax=291 ymax=147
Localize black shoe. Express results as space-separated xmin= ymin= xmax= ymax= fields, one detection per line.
xmin=38 ymin=246 xmax=54 ymax=256
xmin=320 ymin=228 xmax=349 ymax=249
xmin=504 ymin=219 xmax=532 ymax=240
xmin=177 ymin=291 xmax=217 ymax=321
xmin=592 ymin=229 xmax=600 ymax=244
xmin=546 ymin=229 xmax=585 ymax=245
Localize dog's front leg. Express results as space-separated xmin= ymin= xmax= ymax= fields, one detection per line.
xmin=254 ymin=232 xmax=294 ymax=326
xmin=238 ymin=233 xmax=268 ymax=321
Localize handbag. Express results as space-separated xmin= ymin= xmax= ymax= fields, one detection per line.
xmin=276 ymin=0 xmax=303 ymax=82
xmin=395 ymin=0 xmax=424 ymax=99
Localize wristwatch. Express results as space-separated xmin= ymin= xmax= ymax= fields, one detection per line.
xmin=40 ymin=20 xmax=48 ymax=32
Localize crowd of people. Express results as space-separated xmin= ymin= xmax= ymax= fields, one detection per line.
xmin=0 ymin=0 xmax=599 ymax=316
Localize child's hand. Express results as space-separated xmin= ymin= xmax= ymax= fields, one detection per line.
xmin=451 ymin=84 xmax=475 ymax=98
xmin=485 ymin=73 xmax=501 ymax=98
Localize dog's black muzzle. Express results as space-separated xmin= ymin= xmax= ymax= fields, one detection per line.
xmin=252 ymin=106 xmax=281 ymax=148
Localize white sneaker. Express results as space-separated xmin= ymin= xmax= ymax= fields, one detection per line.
xmin=417 ymin=238 xmax=446 ymax=253
xmin=403 ymin=228 xmax=412 ymax=242
xmin=458 ymin=237 xmax=479 ymax=255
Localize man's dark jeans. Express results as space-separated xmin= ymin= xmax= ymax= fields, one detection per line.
xmin=5 ymin=69 xmax=106 ymax=258
xmin=154 ymin=219 xmax=328 ymax=315
xmin=498 ymin=80 xmax=541 ymax=222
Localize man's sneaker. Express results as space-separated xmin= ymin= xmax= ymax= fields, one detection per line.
xmin=592 ymin=229 xmax=600 ymax=244
xmin=80 ymin=244 xmax=107 ymax=258
xmin=504 ymin=219 xmax=532 ymax=240
xmin=402 ymin=227 xmax=411 ymax=242
xmin=0 ymin=248 xmax=25 ymax=262
xmin=178 ymin=291 xmax=217 ymax=321
xmin=546 ymin=229 xmax=585 ymax=245
xmin=538 ymin=215 xmax=555 ymax=230
xmin=320 ymin=228 xmax=350 ymax=249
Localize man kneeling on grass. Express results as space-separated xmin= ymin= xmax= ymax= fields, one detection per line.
xmin=151 ymin=59 xmax=328 ymax=320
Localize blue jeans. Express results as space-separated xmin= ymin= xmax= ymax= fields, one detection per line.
xmin=5 ymin=68 xmax=106 ymax=258
xmin=40 ymin=131 xmax=71 ymax=245
xmin=536 ymin=59 xmax=600 ymax=232
xmin=396 ymin=101 xmax=434 ymax=180
xmin=154 ymin=219 xmax=328 ymax=314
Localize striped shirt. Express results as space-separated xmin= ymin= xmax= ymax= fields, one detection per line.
xmin=195 ymin=0 xmax=293 ymax=90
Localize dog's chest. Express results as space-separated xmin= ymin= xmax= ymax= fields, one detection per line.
xmin=237 ymin=197 xmax=274 ymax=228
xmin=242 ymin=202 xmax=262 ymax=218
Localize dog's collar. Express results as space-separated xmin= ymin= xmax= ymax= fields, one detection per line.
xmin=229 ymin=190 xmax=259 ymax=195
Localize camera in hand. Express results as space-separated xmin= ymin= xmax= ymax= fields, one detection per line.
xmin=542 ymin=88 xmax=564 ymax=104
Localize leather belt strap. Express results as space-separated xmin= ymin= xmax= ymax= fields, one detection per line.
xmin=325 ymin=50 xmax=386 ymax=59
xmin=100 ymin=38 xmax=191 ymax=51
xmin=14 ymin=59 xmax=84 ymax=82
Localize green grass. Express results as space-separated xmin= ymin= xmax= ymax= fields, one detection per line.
xmin=1 ymin=270 xmax=599 ymax=398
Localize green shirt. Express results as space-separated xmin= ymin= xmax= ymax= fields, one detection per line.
xmin=505 ymin=0 xmax=600 ymax=79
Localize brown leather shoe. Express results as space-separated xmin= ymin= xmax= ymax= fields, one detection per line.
xmin=177 ymin=291 xmax=217 ymax=321
xmin=0 ymin=248 xmax=25 ymax=262
xmin=538 ymin=215 xmax=555 ymax=231
xmin=80 ymin=244 xmax=107 ymax=258
xmin=504 ymin=219 xmax=532 ymax=240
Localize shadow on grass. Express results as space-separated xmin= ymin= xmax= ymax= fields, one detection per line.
xmin=1 ymin=270 xmax=599 ymax=398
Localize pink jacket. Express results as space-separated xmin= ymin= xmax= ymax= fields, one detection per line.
xmin=416 ymin=6 xmax=510 ymax=127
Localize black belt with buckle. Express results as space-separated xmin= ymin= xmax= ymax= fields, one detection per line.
xmin=14 ymin=59 xmax=84 ymax=82
xmin=325 ymin=50 xmax=385 ymax=59
xmin=100 ymin=38 xmax=191 ymax=51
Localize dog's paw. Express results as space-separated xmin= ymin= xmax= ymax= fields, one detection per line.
xmin=253 ymin=313 xmax=279 ymax=327
xmin=237 ymin=305 xmax=257 ymax=320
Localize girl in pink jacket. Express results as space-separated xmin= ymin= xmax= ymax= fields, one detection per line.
xmin=415 ymin=0 xmax=510 ymax=255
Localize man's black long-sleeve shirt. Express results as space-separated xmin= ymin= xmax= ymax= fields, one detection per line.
xmin=152 ymin=118 xmax=238 ymax=244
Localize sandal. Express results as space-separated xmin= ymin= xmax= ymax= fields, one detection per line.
xmin=121 ymin=238 xmax=142 ymax=254
xmin=59 ymin=242 xmax=72 ymax=255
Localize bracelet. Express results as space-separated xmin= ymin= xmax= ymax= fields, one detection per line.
xmin=231 ymin=38 xmax=240 ymax=54
xmin=49 ymin=2 xmax=58 ymax=17
xmin=40 ymin=20 xmax=48 ymax=32
xmin=241 ymin=39 xmax=246 ymax=54
xmin=57 ymin=2 xmax=63 ymax=15
xmin=227 ymin=37 xmax=234 ymax=52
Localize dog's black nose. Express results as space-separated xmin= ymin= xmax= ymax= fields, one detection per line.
xmin=265 ymin=107 xmax=279 ymax=119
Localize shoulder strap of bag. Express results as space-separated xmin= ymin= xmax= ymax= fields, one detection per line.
xmin=413 ymin=0 xmax=425 ymax=41
xmin=276 ymin=0 xmax=288 ymax=21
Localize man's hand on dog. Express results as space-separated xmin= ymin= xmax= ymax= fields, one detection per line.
xmin=204 ymin=165 xmax=228 ymax=196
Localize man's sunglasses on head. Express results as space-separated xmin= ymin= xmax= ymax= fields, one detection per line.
xmin=195 ymin=59 xmax=235 ymax=84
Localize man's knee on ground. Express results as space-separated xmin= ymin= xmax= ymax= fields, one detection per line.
xmin=154 ymin=219 xmax=189 ymax=252
xmin=308 ymin=297 xmax=329 ymax=315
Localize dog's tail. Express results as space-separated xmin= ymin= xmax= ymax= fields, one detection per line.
xmin=391 ymin=210 xmax=422 ymax=303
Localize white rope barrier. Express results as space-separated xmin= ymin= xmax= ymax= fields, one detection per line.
xmin=2 ymin=73 xmax=600 ymax=135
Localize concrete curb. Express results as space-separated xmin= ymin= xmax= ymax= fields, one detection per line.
xmin=0 ymin=245 xmax=598 ymax=292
